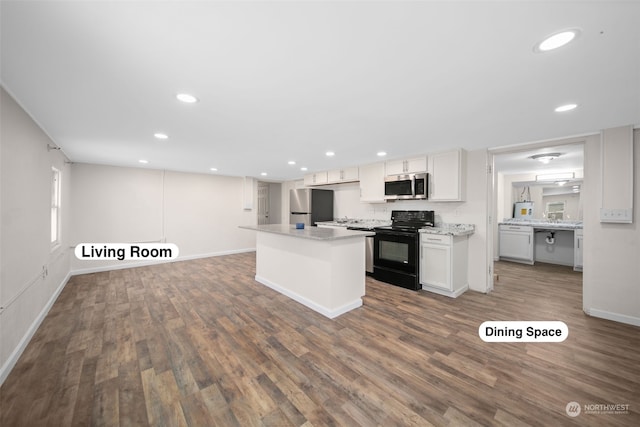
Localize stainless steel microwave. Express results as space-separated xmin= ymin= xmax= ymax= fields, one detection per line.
xmin=384 ymin=173 xmax=428 ymax=200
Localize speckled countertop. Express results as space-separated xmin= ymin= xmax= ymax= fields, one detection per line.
xmin=239 ymin=224 xmax=375 ymax=241
xmin=316 ymin=219 xmax=391 ymax=229
xmin=499 ymin=219 xmax=583 ymax=230
xmin=420 ymin=224 xmax=475 ymax=236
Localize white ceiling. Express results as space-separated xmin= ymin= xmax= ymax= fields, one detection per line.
xmin=1 ymin=1 xmax=639 ymax=181
xmin=494 ymin=143 xmax=584 ymax=176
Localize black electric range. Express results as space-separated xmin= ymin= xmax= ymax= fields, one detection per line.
xmin=373 ymin=210 xmax=434 ymax=290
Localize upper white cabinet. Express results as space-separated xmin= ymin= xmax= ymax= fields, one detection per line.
xmin=243 ymin=176 xmax=255 ymax=210
xmin=304 ymin=171 xmax=328 ymax=186
xmin=428 ymin=149 xmax=466 ymax=201
xmin=359 ymin=162 xmax=386 ymax=203
xmin=385 ymin=156 xmax=427 ymax=176
xmin=327 ymin=167 xmax=359 ymax=184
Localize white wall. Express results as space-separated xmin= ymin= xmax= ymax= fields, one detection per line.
xmin=70 ymin=165 xmax=257 ymax=273
xmin=0 ymin=87 xmax=72 ymax=384
xmin=583 ymin=129 xmax=640 ymax=325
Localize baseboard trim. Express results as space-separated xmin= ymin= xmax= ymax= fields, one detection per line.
xmin=586 ymin=308 xmax=640 ymax=327
xmin=70 ymin=248 xmax=256 ymax=276
xmin=255 ymin=274 xmax=362 ymax=319
xmin=0 ymin=271 xmax=71 ymax=386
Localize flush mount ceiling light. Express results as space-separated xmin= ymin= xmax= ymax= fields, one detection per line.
xmin=529 ymin=152 xmax=562 ymax=164
xmin=534 ymin=28 xmax=581 ymax=53
xmin=154 ymin=133 xmax=168 ymax=140
xmin=176 ymin=93 xmax=198 ymax=103
xmin=555 ymin=103 xmax=578 ymax=112
xmin=536 ymin=172 xmax=574 ymax=182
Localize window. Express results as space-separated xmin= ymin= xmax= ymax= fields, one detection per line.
xmin=51 ymin=167 xmax=61 ymax=246
xmin=546 ymin=201 xmax=565 ymax=220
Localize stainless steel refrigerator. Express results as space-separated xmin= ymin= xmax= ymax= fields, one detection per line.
xmin=289 ymin=189 xmax=334 ymax=226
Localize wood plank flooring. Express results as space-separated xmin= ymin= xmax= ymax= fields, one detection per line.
xmin=1 ymin=254 xmax=639 ymax=426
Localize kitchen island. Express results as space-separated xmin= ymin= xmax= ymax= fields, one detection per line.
xmin=239 ymin=224 xmax=374 ymax=318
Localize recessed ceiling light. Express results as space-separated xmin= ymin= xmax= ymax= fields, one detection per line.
xmin=261 ymin=172 xmax=268 ymax=176
xmin=325 ymin=151 xmax=335 ymax=157
xmin=555 ymin=103 xmax=578 ymax=112
xmin=534 ymin=28 xmax=581 ymax=53
xmin=301 ymin=167 xmax=308 ymax=171
xmin=176 ymin=93 xmax=198 ymax=103
xmin=377 ymin=151 xmax=387 ymax=157
xmin=139 ymin=159 xmax=149 ymax=164
xmin=154 ymin=133 xmax=168 ymax=140
xmin=210 ymin=167 xmax=218 ymax=172
xmin=288 ymin=161 xmax=296 ymax=165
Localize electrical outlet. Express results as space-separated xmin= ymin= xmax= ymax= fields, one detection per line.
xmin=599 ymin=208 xmax=633 ymax=223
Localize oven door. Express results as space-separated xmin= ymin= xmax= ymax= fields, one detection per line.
xmin=373 ymin=230 xmax=417 ymax=274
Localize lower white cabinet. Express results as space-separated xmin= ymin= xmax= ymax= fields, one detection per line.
xmin=420 ymin=233 xmax=469 ymax=298
xmin=499 ymin=225 xmax=534 ymax=264
xmin=574 ymin=229 xmax=583 ymax=271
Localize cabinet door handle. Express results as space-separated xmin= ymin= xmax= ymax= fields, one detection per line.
xmin=528 ymin=235 xmax=531 ymax=244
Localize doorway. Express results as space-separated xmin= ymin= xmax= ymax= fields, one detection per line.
xmin=257 ymin=181 xmax=282 ymax=225
xmin=488 ymin=138 xmax=586 ymax=307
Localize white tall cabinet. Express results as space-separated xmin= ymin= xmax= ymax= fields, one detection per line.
xmin=359 ymin=162 xmax=386 ymax=202
xmin=428 ymin=149 xmax=465 ymax=201
xmin=420 ymin=232 xmax=469 ymax=298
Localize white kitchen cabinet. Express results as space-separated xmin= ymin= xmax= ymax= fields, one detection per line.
xmin=499 ymin=224 xmax=534 ymax=264
xmin=385 ymin=156 xmax=427 ymax=175
xmin=304 ymin=171 xmax=328 ymax=186
xmin=428 ymin=149 xmax=465 ymax=201
xmin=359 ymin=162 xmax=386 ymax=203
xmin=420 ymin=233 xmax=469 ymax=297
xmin=328 ymin=167 xmax=359 ymax=184
xmin=243 ymin=176 xmax=255 ymax=210
xmin=574 ymin=229 xmax=583 ymax=271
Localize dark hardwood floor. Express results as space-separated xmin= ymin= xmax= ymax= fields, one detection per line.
xmin=1 ymin=254 xmax=638 ymax=426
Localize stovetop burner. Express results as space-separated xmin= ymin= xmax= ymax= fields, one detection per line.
xmin=375 ymin=210 xmax=434 ymax=233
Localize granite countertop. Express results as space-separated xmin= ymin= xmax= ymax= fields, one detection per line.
xmin=499 ymin=219 xmax=583 ymax=230
xmin=420 ymin=223 xmax=475 ymax=236
xmin=316 ymin=219 xmax=392 ymax=229
xmin=239 ymin=224 xmax=375 ymax=241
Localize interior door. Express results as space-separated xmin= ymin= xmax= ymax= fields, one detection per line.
xmin=257 ymin=182 xmax=269 ymax=225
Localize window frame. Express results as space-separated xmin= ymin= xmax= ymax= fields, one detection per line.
xmin=51 ymin=167 xmax=61 ymax=249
